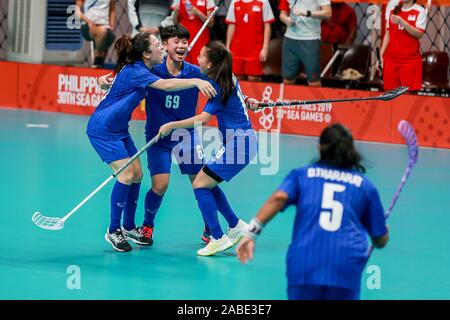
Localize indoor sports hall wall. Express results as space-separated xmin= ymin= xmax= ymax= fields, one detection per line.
xmin=1 ymin=61 xmax=448 ymax=149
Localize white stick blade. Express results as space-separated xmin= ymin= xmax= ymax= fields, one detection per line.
xmin=32 ymin=212 xmax=64 ymax=230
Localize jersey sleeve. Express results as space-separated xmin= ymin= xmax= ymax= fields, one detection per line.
xmin=207 ymin=0 xmax=216 ymax=10
xmin=360 ymin=182 xmax=387 ymax=238
xmin=225 ymin=0 xmax=236 ymax=24
xmin=415 ymin=7 xmax=427 ymax=31
xmin=263 ymin=0 xmax=276 ymax=23
xmin=277 ymin=170 xmax=300 ymax=211
xmin=142 ymin=71 xmax=162 ymax=88
xmin=385 ymin=0 xmax=399 ymax=29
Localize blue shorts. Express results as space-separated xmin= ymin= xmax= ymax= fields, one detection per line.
xmin=287 ymin=285 xmax=360 ymax=300
xmin=88 ymin=135 xmax=138 ymax=164
xmin=205 ymin=131 xmax=257 ymax=182
xmin=146 ymin=131 xmax=205 ymax=176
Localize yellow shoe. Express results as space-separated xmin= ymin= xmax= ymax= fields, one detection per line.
xmin=197 ymin=235 xmax=233 ymax=256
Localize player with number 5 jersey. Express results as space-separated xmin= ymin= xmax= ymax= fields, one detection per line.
xmin=236 ymin=123 xmax=390 ymax=300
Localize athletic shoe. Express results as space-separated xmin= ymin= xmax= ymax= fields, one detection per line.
xmin=104 ymin=229 xmax=132 ymax=252
xmin=201 ymin=228 xmax=211 ymax=243
xmin=122 ymin=226 xmax=153 ymax=246
xmin=197 ymin=234 xmax=233 ymax=256
xmin=227 ymin=219 xmax=249 ymax=245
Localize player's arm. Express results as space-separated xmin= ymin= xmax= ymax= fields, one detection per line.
xmin=149 ymin=78 xmax=217 ymax=97
xmin=380 ymin=30 xmax=390 ymax=59
xmin=294 ymin=4 xmax=332 ymax=19
xmin=157 ymin=111 xmax=213 ymax=141
xmin=260 ymin=23 xmax=271 ymax=63
xmin=236 ymin=191 xmax=289 ymax=264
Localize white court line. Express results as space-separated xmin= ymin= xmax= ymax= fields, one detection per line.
xmin=25 ymin=123 xmax=49 ymax=128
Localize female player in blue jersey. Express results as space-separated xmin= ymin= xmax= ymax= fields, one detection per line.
xmin=86 ymin=32 xmax=216 ymax=252
xmin=157 ymin=41 xmax=259 ymax=256
xmin=97 ymin=26 xmax=250 ymax=246
xmin=236 ymin=123 xmax=390 ymax=300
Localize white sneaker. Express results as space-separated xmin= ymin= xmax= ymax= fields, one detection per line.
xmin=227 ymin=219 xmax=249 ymax=245
xmin=197 ymin=235 xmax=233 ymax=256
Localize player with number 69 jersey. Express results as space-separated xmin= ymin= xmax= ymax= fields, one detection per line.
xmin=236 ymin=123 xmax=390 ymax=300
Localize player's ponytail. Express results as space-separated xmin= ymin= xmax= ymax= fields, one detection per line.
xmin=205 ymin=41 xmax=234 ymax=103
xmin=318 ymin=123 xmax=366 ymax=173
xmin=114 ymin=32 xmax=152 ymax=74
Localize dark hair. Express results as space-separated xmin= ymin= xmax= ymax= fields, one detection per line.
xmin=114 ymin=32 xmax=152 ymax=74
xmin=393 ymin=0 xmax=417 ymax=15
xmin=318 ymin=123 xmax=366 ymax=173
xmin=160 ymin=25 xmax=190 ymax=43
xmin=204 ymin=41 xmax=234 ymax=103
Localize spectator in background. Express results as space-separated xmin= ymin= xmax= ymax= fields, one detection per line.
xmin=225 ymin=0 xmax=275 ymax=82
xmin=171 ymin=0 xmax=216 ymax=65
xmin=211 ymin=0 xmax=232 ymax=42
xmin=321 ymin=1 xmax=356 ymax=46
xmin=76 ymin=0 xmax=116 ymax=68
xmin=279 ymin=0 xmax=332 ymax=86
xmin=127 ymin=0 xmax=173 ymax=36
xmin=381 ymin=0 xmax=427 ymax=92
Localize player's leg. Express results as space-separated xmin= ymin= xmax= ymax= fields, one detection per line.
xmin=88 ymin=25 xmax=115 ymax=67
xmin=282 ymin=37 xmax=303 ymax=85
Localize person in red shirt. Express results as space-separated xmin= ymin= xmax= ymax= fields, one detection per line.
xmin=172 ymin=0 xmax=216 ymax=65
xmin=381 ymin=0 xmax=427 ymax=91
xmin=321 ymin=1 xmax=357 ymax=45
xmin=225 ymin=0 xmax=275 ymax=81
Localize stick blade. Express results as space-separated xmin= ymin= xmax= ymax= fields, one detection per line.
xmin=397 ymin=120 xmax=419 ymax=165
xmin=32 ymin=212 xmax=64 ymax=231
xmin=380 ymin=86 xmax=409 ymax=101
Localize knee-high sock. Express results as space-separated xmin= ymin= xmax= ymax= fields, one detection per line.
xmin=123 ymin=183 xmax=140 ymax=230
xmin=194 ymin=188 xmax=223 ymax=240
xmin=144 ymin=189 xmax=163 ymax=227
xmin=211 ymin=186 xmax=239 ymax=228
xmin=109 ymin=181 xmax=131 ymax=233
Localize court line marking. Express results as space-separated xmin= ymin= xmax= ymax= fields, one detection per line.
xmin=25 ymin=124 xmax=49 ymax=128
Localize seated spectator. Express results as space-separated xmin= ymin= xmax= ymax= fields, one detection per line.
xmin=225 ymin=0 xmax=275 ymax=82
xmin=76 ymin=0 xmax=116 ymax=68
xmin=321 ymin=1 xmax=356 ymax=46
xmin=279 ymin=0 xmax=332 ymax=87
xmin=380 ymin=0 xmax=427 ymax=92
xmin=171 ymin=0 xmax=216 ymax=65
xmin=127 ymin=0 xmax=173 ymax=37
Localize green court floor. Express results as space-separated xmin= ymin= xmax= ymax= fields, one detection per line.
xmin=1 ymin=108 xmax=449 ymax=300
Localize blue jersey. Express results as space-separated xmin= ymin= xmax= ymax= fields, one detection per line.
xmin=145 ymin=58 xmax=204 ymax=146
xmin=203 ymin=78 xmax=253 ymax=142
xmin=87 ymin=61 xmax=159 ymax=140
xmin=278 ymin=163 xmax=387 ymax=291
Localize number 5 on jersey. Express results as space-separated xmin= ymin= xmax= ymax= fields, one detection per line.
xmin=319 ymin=183 xmax=346 ymax=232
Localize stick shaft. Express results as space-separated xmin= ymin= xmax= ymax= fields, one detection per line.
xmin=61 ymin=136 xmax=159 ymax=222
xmin=258 ymin=96 xmax=378 ymax=107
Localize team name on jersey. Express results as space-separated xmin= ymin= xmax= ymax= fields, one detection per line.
xmin=307 ymin=168 xmax=363 ymax=187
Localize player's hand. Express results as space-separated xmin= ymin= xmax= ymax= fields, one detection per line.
xmin=236 ymin=236 xmax=255 ymax=264
xmin=391 ymin=14 xmax=402 ymax=25
xmin=259 ymin=47 xmax=269 ymax=63
xmin=246 ymin=98 xmax=261 ymax=111
xmin=97 ymin=74 xmax=114 ymax=90
xmin=293 ymin=7 xmax=306 ymax=16
xmin=195 ymin=79 xmax=217 ymax=99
